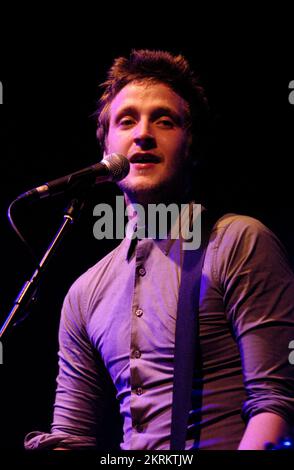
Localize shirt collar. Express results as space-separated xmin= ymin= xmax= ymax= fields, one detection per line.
xmin=124 ymin=201 xmax=202 ymax=261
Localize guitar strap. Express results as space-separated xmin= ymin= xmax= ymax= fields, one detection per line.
xmin=170 ymin=208 xmax=219 ymax=450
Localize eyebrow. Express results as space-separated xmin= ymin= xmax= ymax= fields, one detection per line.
xmin=113 ymin=105 xmax=184 ymax=126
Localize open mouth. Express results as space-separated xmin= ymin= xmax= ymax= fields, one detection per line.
xmin=130 ymin=153 xmax=161 ymax=164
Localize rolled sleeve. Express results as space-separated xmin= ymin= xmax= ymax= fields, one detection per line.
xmin=24 ymin=431 xmax=96 ymax=450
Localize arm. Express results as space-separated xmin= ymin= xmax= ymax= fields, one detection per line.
xmin=238 ymin=412 xmax=291 ymax=450
xmin=51 ymin=285 xmax=102 ymax=445
xmin=216 ymin=215 xmax=294 ymax=450
xmin=25 ymin=280 xmax=112 ymax=450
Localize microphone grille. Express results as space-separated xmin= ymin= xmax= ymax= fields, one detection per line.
xmin=102 ymin=153 xmax=130 ymax=182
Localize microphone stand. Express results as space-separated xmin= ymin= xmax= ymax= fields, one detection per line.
xmin=0 ymin=195 xmax=86 ymax=340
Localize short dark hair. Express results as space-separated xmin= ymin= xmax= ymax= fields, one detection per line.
xmin=95 ymin=49 xmax=209 ymax=162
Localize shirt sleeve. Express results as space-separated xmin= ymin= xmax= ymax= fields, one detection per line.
xmin=25 ymin=277 xmax=119 ymax=450
xmin=214 ymin=215 xmax=294 ymax=425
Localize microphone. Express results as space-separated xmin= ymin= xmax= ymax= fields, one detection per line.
xmin=16 ymin=153 xmax=130 ymax=201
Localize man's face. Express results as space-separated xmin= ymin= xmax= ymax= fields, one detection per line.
xmin=104 ymin=81 xmax=191 ymax=203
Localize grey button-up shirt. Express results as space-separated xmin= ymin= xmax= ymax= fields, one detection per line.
xmin=25 ymin=213 xmax=294 ymax=450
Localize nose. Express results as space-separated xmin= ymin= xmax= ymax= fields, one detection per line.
xmin=133 ymin=120 xmax=156 ymax=151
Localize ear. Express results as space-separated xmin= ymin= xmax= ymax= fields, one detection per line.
xmin=103 ymin=136 xmax=109 ymax=155
xmin=96 ymin=125 xmax=108 ymax=155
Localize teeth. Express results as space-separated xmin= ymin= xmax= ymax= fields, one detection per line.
xmin=132 ymin=155 xmax=158 ymax=163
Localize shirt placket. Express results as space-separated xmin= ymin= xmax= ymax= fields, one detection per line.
xmin=129 ymin=238 xmax=150 ymax=442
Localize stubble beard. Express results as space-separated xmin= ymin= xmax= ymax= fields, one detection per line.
xmin=117 ymin=170 xmax=189 ymax=207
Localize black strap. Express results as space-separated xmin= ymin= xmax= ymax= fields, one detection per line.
xmin=170 ymin=208 xmax=218 ymax=450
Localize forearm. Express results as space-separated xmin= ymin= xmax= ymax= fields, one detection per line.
xmin=238 ymin=412 xmax=290 ymax=450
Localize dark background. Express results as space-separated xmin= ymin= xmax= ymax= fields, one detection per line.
xmin=0 ymin=11 xmax=293 ymax=452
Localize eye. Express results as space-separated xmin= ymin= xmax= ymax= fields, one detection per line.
xmin=157 ymin=118 xmax=175 ymax=128
xmin=119 ymin=117 xmax=136 ymax=127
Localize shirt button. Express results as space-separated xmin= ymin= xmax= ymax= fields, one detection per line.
xmin=134 ymin=350 xmax=141 ymax=359
xmin=138 ymin=266 xmax=146 ymax=276
xmin=136 ymin=387 xmax=143 ymax=396
xmin=135 ymin=308 xmax=143 ymax=317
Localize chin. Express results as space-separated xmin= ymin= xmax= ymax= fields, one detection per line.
xmin=119 ymin=182 xmax=159 ymax=200
xmin=118 ymin=176 xmax=181 ymax=204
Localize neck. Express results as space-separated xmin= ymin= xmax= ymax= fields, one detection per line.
xmin=124 ymin=191 xmax=192 ymax=240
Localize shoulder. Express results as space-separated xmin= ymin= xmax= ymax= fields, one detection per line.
xmin=209 ymin=213 xmax=282 ymax=254
xmin=206 ymin=212 xmax=290 ymax=283
xmin=212 ymin=213 xmax=271 ymax=239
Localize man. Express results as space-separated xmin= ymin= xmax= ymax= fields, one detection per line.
xmin=25 ymin=49 xmax=294 ymax=450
